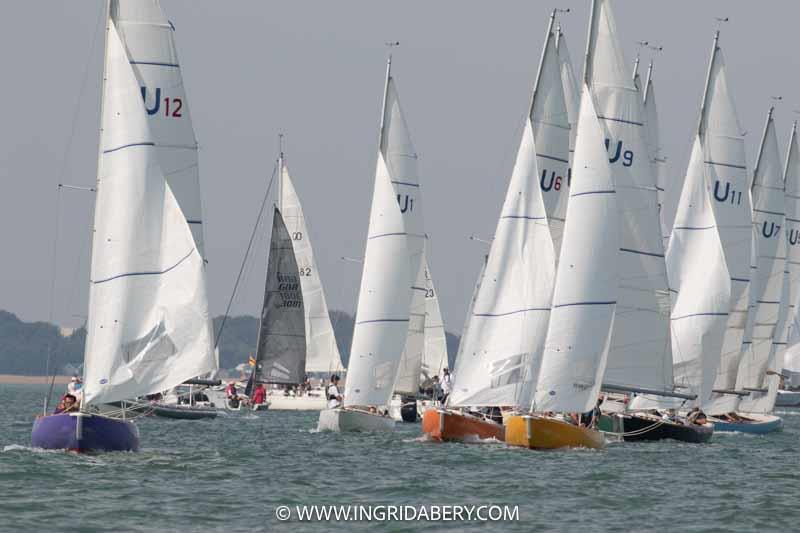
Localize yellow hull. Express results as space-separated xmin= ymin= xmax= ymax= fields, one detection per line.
xmin=505 ymin=415 xmax=605 ymax=450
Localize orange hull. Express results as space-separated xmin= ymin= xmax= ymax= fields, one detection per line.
xmin=421 ymin=409 xmax=504 ymax=442
xmin=505 ymin=415 xmax=605 ymax=450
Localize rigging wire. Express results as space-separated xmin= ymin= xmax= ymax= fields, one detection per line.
xmin=42 ymin=5 xmax=106 ymax=414
xmin=214 ymin=159 xmax=279 ymax=349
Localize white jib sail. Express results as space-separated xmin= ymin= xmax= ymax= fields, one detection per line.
xmin=643 ymin=62 xmax=670 ymax=247
xmin=111 ymin=1 xmax=206 ymax=256
xmin=584 ymin=0 xmax=672 ymax=395
xmin=83 ymin=21 xmax=216 ymax=406
xmin=736 ymin=110 xmax=787 ymax=413
xmin=701 ymin=34 xmax=754 ymax=415
xmin=449 ymin=21 xmax=565 ymax=408
xmin=279 ymin=161 xmax=344 ymax=372
xmin=663 ymin=137 xmax=731 ymax=410
xmin=422 ymin=255 xmax=449 ymax=382
xmin=533 ymin=86 xmax=619 ymax=414
xmin=345 ymin=62 xmax=423 ymax=407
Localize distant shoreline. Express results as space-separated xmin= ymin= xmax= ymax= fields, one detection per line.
xmin=0 ymin=374 xmax=72 ymax=385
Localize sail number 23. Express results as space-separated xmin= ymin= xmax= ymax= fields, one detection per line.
xmin=140 ymin=87 xmax=183 ymax=118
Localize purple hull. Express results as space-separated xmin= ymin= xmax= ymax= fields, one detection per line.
xmin=31 ymin=413 xmax=140 ymax=452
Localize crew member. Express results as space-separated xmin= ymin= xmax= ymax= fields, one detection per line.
xmin=327 ymin=375 xmax=343 ymax=409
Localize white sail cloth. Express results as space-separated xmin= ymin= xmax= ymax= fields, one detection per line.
xmin=280 ymin=162 xmax=344 ymax=372
xmin=345 ymin=72 xmax=424 ymax=408
xmin=83 ymin=22 xmax=216 ymax=405
xmin=701 ymin=39 xmax=754 ymax=415
xmin=449 ymin=23 xmax=566 ymax=408
xmin=585 ymin=0 xmax=672 ymax=396
xmin=782 ymin=124 xmax=800 ymax=382
xmin=643 ymin=65 xmax=670 ymax=246
xmin=736 ymin=113 xmax=787 ymax=413
xmin=534 ymin=87 xmax=619 ymax=414
xmin=422 ymin=257 xmax=449 ymax=381
xmin=111 ymin=0 xmax=205 ymax=256
xmin=663 ymin=138 xmax=731 ymax=409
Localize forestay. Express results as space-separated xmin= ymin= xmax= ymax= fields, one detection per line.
xmin=736 ymin=110 xmax=787 ymax=412
xmin=279 ymin=160 xmax=343 ymax=372
xmin=111 ymin=0 xmax=205 ymax=255
xmin=252 ymin=208 xmax=307 ymax=385
xmin=83 ymin=21 xmax=216 ymax=405
xmin=584 ymin=0 xmax=672 ymax=395
xmin=345 ymin=61 xmax=423 ymax=407
xmin=702 ymin=33 xmax=754 ymax=415
xmin=449 ymin=19 xmax=565 ymax=408
xmin=533 ymin=87 xmax=619 ymax=414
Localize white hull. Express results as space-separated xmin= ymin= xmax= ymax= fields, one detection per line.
xmin=776 ymin=390 xmax=800 ymax=407
xmin=267 ymin=393 xmax=327 ymax=411
xmin=317 ymin=408 xmax=395 ymax=432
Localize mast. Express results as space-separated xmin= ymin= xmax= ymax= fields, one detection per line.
xmin=528 ymin=9 xmax=558 ymax=116
xmin=277 ymin=133 xmax=285 ymax=212
xmin=643 ymin=59 xmax=654 ymax=104
xmin=752 ymin=106 xmax=775 ymax=190
xmin=81 ymin=0 xmax=112 ymax=402
xmin=698 ymin=30 xmax=721 ymax=138
xmin=378 ymin=43 xmax=397 ymax=151
xmin=582 ymin=0 xmax=599 ymax=85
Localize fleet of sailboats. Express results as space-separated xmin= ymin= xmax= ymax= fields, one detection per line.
xmin=31 ymin=0 xmax=800 ymax=453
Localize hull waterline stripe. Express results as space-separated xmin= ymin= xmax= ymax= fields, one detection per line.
xmin=93 ymin=248 xmax=195 ymax=284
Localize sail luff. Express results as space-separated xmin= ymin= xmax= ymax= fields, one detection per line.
xmin=697 ymin=31 xmax=721 ymax=138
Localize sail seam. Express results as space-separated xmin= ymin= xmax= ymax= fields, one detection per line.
xmin=368 ymin=232 xmax=407 ymax=240
xmin=671 ymin=312 xmax=729 ymax=320
xmin=473 ymin=307 xmax=550 ymax=318
xmin=619 ymin=247 xmax=665 ymax=258
xmin=570 ymin=190 xmax=615 ymax=198
xmin=103 ymin=141 xmax=155 ymax=154
xmin=129 ymin=61 xmax=180 ymax=68
xmin=597 ymin=115 xmax=643 ymax=126
xmin=536 ymin=153 xmax=570 ymax=164
xmin=391 ymin=180 xmax=419 ymax=187
xmin=704 ymin=160 xmax=746 ymax=170
xmin=500 ymin=215 xmax=547 ymax=221
xmin=93 ymin=248 xmax=195 ymax=285
xmin=553 ymin=301 xmax=616 ymax=308
xmin=355 ymin=318 xmax=410 ymax=325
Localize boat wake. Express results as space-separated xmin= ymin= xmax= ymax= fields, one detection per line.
xmin=2 ymin=444 xmax=57 ymax=454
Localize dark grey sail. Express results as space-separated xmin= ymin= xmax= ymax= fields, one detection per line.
xmin=252 ymin=207 xmax=307 ymax=385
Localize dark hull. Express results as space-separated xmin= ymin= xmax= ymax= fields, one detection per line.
xmin=400 ymin=396 xmax=418 ymax=423
xmin=151 ymin=403 xmax=217 ymax=419
xmin=31 ymin=413 xmax=140 ymax=452
xmin=600 ymin=413 xmax=713 ymax=443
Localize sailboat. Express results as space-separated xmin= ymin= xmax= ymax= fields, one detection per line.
xmin=389 ymin=251 xmax=448 ymax=422
xmin=777 ymin=122 xmax=800 ymax=407
xmin=711 ymin=107 xmax=787 ymax=433
xmin=317 ymin=53 xmax=424 ymax=432
xmin=31 ymin=1 xmax=217 ymax=452
xmin=423 ymin=10 xmax=571 ymax=444
xmin=260 ymin=148 xmax=344 ymax=411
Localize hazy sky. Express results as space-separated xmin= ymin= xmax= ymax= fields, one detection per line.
xmin=1 ymin=1 xmax=797 ymax=336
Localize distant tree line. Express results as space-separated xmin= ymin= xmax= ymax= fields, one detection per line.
xmin=0 ymin=310 xmax=459 ymax=375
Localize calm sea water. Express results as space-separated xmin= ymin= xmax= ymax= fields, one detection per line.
xmin=1 ymin=384 xmax=798 ymax=532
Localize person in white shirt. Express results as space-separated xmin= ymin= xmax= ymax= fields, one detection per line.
xmin=67 ymin=376 xmax=83 ymax=402
xmin=327 ymin=375 xmax=343 ymax=409
xmin=441 ymin=368 xmax=452 ymax=404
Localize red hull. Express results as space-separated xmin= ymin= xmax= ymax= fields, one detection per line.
xmin=422 ymin=409 xmax=504 ymax=442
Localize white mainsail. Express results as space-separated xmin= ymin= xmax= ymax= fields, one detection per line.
xmin=345 ymin=59 xmax=424 ymax=407
xmin=111 ymin=1 xmax=206 ymax=256
xmin=783 ymin=122 xmax=800 ymax=382
xmin=642 ymin=61 xmax=670 ymax=247
xmin=555 ymin=25 xmax=579 ymax=162
xmin=534 ymin=85 xmax=619 ymax=413
xmin=701 ymin=32 xmax=754 ymax=416
xmin=736 ymin=109 xmax=787 ymax=413
xmin=279 ymin=158 xmax=344 ymax=372
xmin=449 ymin=15 xmax=566 ymax=408
xmin=421 ymin=256 xmax=449 ymax=381
xmin=83 ymin=21 xmax=216 ymax=405
xmin=584 ymin=0 xmax=672 ymax=396
xmin=393 ymin=258 xmax=427 ymax=394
